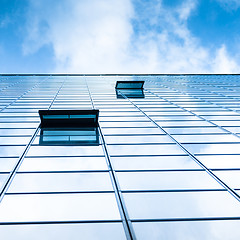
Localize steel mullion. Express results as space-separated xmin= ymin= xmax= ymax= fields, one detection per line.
xmin=85 ymin=79 xmax=136 ymax=240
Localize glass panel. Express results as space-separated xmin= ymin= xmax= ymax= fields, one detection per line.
xmin=0 ymin=158 xmax=18 ymax=172
xmin=0 ymin=137 xmax=31 ymax=145
xmin=225 ymin=127 xmax=240 ymax=133
xmin=8 ymin=172 xmax=113 ymax=192
xmin=0 ymin=174 xmax=8 ymax=189
xmin=123 ymin=191 xmax=240 ymax=219
xmin=117 ymin=171 xmax=222 ymax=190
xmin=100 ymin=122 xmax=155 ymax=127
xmin=102 ymin=128 xmax=162 ymax=135
xmin=0 ymin=129 xmax=35 ymax=136
xmin=173 ymin=134 xmax=240 ymax=143
xmin=43 ymin=115 xmax=69 ymax=119
xmin=112 ymin=156 xmax=200 ymax=170
xmin=116 ymin=81 xmax=144 ymax=89
xmin=108 ymin=144 xmax=185 ymax=156
xmin=0 ymin=146 xmax=25 ymax=157
xmin=27 ymin=146 xmax=104 ymax=156
xmin=213 ymin=170 xmax=240 ymax=189
xmin=152 ymin=116 xmax=201 ymax=121
xmin=19 ymin=157 xmax=108 ymax=171
xmin=0 ymin=223 xmax=126 ymax=240
xmin=212 ymin=121 xmax=240 ymax=126
xmin=105 ymin=135 xmax=173 ymax=144
xmin=156 ymin=121 xmax=213 ymax=127
xmin=197 ymin=155 xmax=240 ymax=169
xmin=36 ymin=128 xmax=100 ymax=146
xmin=164 ymin=127 xmax=225 ymax=134
xmin=184 ymin=143 xmax=240 ymax=155
xmin=70 ymin=115 xmax=96 ymax=119
xmin=133 ymin=220 xmax=240 ymax=240
xmin=0 ymin=123 xmax=39 ymax=128
xmin=0 ymin=193 xmax=121 ymax=222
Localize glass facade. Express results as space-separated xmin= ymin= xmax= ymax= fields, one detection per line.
xmin=0 ymin=74 xmax=240 ymax=239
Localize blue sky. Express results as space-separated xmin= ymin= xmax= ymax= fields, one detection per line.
xmin=0 ymin=0 xmax=240 ymax=73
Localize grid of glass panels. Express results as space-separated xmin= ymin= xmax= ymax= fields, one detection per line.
xmin=0 ymin=74 xmax=240 ymax=239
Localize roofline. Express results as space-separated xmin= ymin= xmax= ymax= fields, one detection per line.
xmin=0 ymin=73 xmax=240 ymax=76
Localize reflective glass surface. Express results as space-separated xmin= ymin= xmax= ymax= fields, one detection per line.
xmin=117 ymin=171 xmax=223 ymax=190
xmin=0 ymin=193 xmax=121 ymax=222
xmin=1 ymin=75 xmax=240 ymax=239
xmin=27 ymin=146 xmax=104 ymax=156
xmin=0 ymin=158 xmax=18 ymax=172
xmin=133 ymin=221 xmax=240 ymax=240
xmin=19 ymin=157 xmax=108 ymax=171
xmin=0 ymin=223 xmax=126 ymax=240
xmin=111 ymin=156 xmax=200 ymax=170
xmin=123 ymin=191 xmax=240 ymax=219
xmin=8 ymin=172 xmax=113 ymax=192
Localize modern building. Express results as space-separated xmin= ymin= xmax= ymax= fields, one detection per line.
xmin=0 ymin=74 xmax=240 ymax=239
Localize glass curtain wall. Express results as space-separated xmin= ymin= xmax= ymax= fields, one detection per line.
xmin=0 ymin=75 xmax=240 ymax=239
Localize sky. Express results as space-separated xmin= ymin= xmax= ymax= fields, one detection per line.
xmin=0 ymin=0 xmax=240 ymax=73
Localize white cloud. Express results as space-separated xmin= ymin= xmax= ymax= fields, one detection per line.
xmin=23 ymin=0 xmax=240 ymax=73
xmin=212 ymin=45 xmax=239 ymax=73
xmin=215 ymin=0 xmax=240 ymax=11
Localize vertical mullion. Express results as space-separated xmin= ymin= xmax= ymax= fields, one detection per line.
xmin=85 ymin=78 xmax=136 ymax=240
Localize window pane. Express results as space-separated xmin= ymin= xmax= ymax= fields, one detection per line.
xmin=0 ymin=158 xmax=18 ymax=172
xmin=112 ymin=156 xmax=200 ymax=170
xmin=133 ymin=220 xmax=240 ymax=240
xmin=123 ymin=191 xmax=240 ymax=219
xmin=197 ymin=155 xmax=240 ymax=169
xmin=0 ymin=174 xmax=8 ymax=189
xmin=117 ymin=171 xmax=222 ymax=190
xmin=173 ymin=134 xmax=240 ymax=143
xmin=19 ymin=157 xmax=108 ymax=171
xmin=8 ymin=172 xmax=113 ymax=192
xmin=0 ymin=137 xmax=31 ymax=145
xmin=0 ymin=223 xmax=126 ymax=240
xmin=105 ymin=135 xmax=173 ymax=144
xmin=27 ymin=146 xmax=104 ymax=157
xmin=102 ymin=128 xmax=162 ymax=135
xmin=213 ymin=170 xmax=240 ymax=189
xmin=0 ymin=193 xmax=121 ymax=222
xmin=164 ymin=127 xmax=225 ymax=134
xmin=108 ymin=144 xmax=185 ymax=156
xmin=184 ymin=143 xmax=240 ymax=155
xmin=0 ymin=146 xmax=25 ymax=157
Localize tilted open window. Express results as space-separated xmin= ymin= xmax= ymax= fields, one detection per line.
xmin=115 ymin=81 xmax=144 ymax=89
xmin=38 ymin=110 xmax=99 ymax=146
xmin=39 ymin=110 xmax=99 ymax=128
xmin=115 ymin=81 xmax=145 ymax=98
xmin=39 ymin=128 xmax=99 ymax=146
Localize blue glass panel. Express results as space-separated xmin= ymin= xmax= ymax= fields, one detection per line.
xmin=19 ymin=157 xmax=108 ymax=172
xmin=0 ymin=223 xmax=126 ymax=240
xmin=133 ymin=220 xmax=240 ymax=240
xmin=123 ymin=192 xmax=240 ymax=219
xmin=0 ymin=193 xmax=121 ymax=222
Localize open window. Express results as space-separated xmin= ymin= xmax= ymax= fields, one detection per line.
xmin=115 ymin=81 xmax=144 ymax=89
xmin=115 ymin=81 xmax=145 ymax=98
xmin=39 ymin=127 xmax=99 ymax=146
xmin=38 ymin=110 xmax=99 ymax=146
xmin=39 ymin=109 xmax=99 ymax=128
